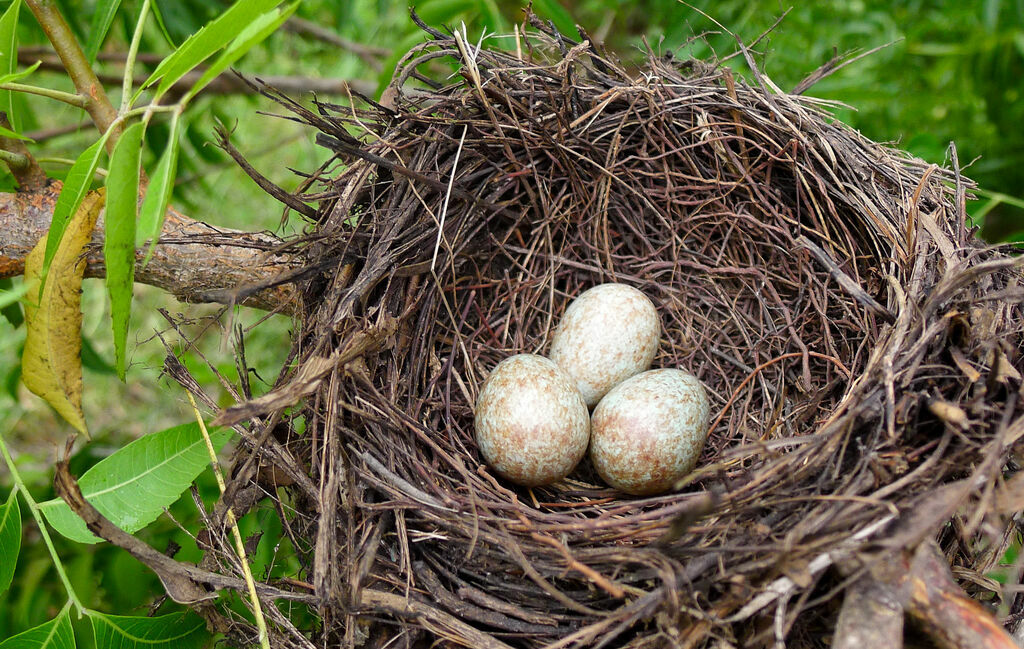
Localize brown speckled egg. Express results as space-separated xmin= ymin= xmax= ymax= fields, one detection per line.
xmin=474 ymin=354 xmax=590 ymax=487
xmin=549 ymin=284 xmax=660 ymax=408
xmin=590 ymin=369 xmax=710 ymax=495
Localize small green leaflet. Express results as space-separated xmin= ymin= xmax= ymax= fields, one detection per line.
xmin=84 ymin=0 xmax=124 ymax=64
xmin=181 ymin=1 xmax=300 ymax=103
xmin=136 ymin=116 xmax=181 ymax=264
xmin=104 ymin=122 xmax=145 ymax=380
xmin=0 ymin=489 xmax=21 ymax=597
xmin=42 ymin=136 xmax=110 ymax=285
xmin=0 ymin=1 xmax=21 ymax=133
xmin=0 ymin=604 xmax=75 ymax=649
xmin=39 ymin=422 xmax=230 ymax=544
xmin=0 ymin=60 xmax=42 ymax=86
xmin=88 ymin=611 xmax=207 ymax=649
xmin=137 ymin=0 xmax=281 ymax=103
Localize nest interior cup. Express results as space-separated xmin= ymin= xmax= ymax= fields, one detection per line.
xmin=219 ymin=16 xmax=1024 ymax=649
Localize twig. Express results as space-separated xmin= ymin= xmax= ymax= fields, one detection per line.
xmin=0 ymin=82 xmax=87 ymax=108
xmin=186 ymin=392 xmax=270 ymax=649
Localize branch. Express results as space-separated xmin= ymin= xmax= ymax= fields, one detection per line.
xmin=0 ymin=183 xmax=299 ymax=313
xmin=833 ymin=541 xmax=1018 ymax=649
xmin=24 ymin=0 xmax=121 ymax=148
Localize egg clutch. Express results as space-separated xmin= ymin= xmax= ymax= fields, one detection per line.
xmin=474 ymin=284 xmax=711 ymax=496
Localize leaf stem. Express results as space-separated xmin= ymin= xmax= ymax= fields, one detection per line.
xmin=24 ymin=0 xmax=122 ymax=151
xmin=186 ymin=393 xmax=270 ymax=649
xmin=0 ymin=428 xmax=85 ymax=616
xmin=121 ymin=0 xmax=151 ymax=115
xmin=0 ymin=149 xmax=30 ymax=170
xmin=0 ymin=82 xmax=87 ymax=108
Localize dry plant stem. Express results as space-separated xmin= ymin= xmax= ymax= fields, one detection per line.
xmin=24 ymin=0 xmax=122 ymax=150
xmin=186 ymin=392 xmax=270 ymax=649
xmin=0 ymin=183 xmax=297 ymax=312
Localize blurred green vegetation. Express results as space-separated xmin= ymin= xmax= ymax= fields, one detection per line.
xmin=1 ymin=0 xmax=1023 ymax=641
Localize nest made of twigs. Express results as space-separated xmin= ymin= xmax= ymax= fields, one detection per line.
xmin=205 ymin=15 xmax=1024 ymax=649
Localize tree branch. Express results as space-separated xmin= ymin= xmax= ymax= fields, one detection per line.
xmin=24 ymin=0 xmax=122 ymax=148
xmin=834 ymin=540 xmax=1018 ymax=649
xmin=0 ymin=183 xmax=299 ymax=313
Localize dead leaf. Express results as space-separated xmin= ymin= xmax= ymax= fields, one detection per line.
xmin=993 ymin=350 xmax=1022 ymax=385
xmin=927 ymin=399 xmax=968 ymax=430
xmin=21 ymin=189 xmax=105 ymax=436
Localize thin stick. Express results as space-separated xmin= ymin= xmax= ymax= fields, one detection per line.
xmin=186 ymin=392 xmax=271 ymax=649
xmin=431 ymin=124 xmax=468 ymax=273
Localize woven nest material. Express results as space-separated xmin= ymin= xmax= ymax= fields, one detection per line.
xmin=208 ymin=17 xmax=1024 ymax=649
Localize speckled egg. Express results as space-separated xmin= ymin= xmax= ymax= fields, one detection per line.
xmin=474 ymin=354 xmax=590 ymax=487
xmin=590 ymin=369 xmax=710 ymax=496
xmin=549 ymin=284 xmax=661 ymax=408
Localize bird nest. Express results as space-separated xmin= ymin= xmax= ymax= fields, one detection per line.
xmin=204 ymin=16 xmax=1024 ymax=649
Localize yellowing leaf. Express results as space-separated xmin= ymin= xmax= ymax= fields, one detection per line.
xmin=21 ymin=189 xmax=106 ymax=436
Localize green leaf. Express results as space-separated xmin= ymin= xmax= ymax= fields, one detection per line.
xmin=149 ymin=1 xmax=176 ymax=48
xmin=0 ymin=60 xmax=42 ymax=86
xmin=87 ymin=610 xmax=207 ymax=649
xmin=43 ymin=136 xmax=109 ymax=283
xmin=38 ymin=423 xmax=230 ymax=544
xmin=0 ymin=489 xmax=21 ymax=597
xmin=138 ymin=0 xmax=281 ymax=102
xmin=136 ymin=117 xmax=181 ymax=264
xmin=0 ymin=1 xmax=21 ymax=133
xmin=0 ymin=124 xmax=32 ymax=141
xmin=84 ymin=0 xmax=124 ymax=64
xmin=104 ymin=122 xmax=145 ymax=380
xmin=0 ymin=605 xmax=75 ymax=649
xmin=181 ymin=2 xmax=299 ymax=103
